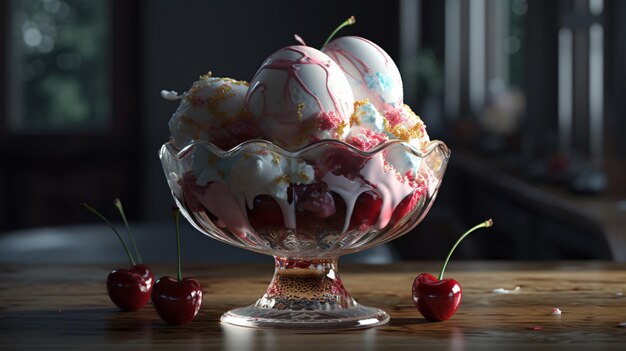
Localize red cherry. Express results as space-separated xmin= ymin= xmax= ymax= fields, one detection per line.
xmin=390 ymin=191 xmax=419 ymax=226
xmin=315 ymin=148 xmax=367 ymax=180
xmin=295 ymin=190 xmax=345 ymax=235
xmin=152 ymin=207 xmax=202 ymax=325
xmin=412 ymin=273 xmax=462 ymax=321
xmin=106 ymin=264 xmax=154 ymax=311
xmin=349 ymin=192 xmax=382 ymax=231
xmin=82 ymin=201 xmax=152 ymax=312
xmin=247 ymin=195 xmax=285 ymax=231
xmin=294 ymin=183 xmax=336 ymax=219
xmin=151 ymin=276 xmax=203 ymax=325
xmin=411 ymin=220 xmax=493 ymax=322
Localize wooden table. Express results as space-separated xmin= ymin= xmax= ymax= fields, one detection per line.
xmin=2 ymin=261 xmax=626 ymax=350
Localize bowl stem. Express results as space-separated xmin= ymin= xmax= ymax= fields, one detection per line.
xmin=220 ymin=256 xmax=389 ymax=329
xmin=256 ymin=257 xmax=355 ymax=310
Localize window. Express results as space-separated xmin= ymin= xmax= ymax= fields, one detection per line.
xmin=7 ymin=0 xmax=110 ymax=132
xmin=0 ymin=0 xmax=140 ymax=232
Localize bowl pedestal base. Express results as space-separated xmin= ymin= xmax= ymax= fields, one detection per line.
xmin=220 ymin=257 xmax=390 ymax=329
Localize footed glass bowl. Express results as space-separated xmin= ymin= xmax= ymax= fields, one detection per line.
xmin=160 ymin=139 xmax=450 ymax=329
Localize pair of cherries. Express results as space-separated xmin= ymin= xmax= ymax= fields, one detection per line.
xmin=82 ymin=200 xmax=201 ymax=325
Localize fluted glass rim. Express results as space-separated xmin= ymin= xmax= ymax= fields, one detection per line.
xmin=161 ymin=138 xmax=450 ymax=160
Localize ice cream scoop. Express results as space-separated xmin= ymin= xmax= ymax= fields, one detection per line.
xmin=245 ymin=45 xmax=355 ymax=150
xmin=167 ymin=73 xmax=259 ymax=150
xmin=323 ymin=36 xmax=403 ymax=113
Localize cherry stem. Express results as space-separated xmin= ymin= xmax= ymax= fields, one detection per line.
xmin=114 ymin=198 xmax=142 ymax=264
xmin=322 ymin=16 xmax=356 ymax=48
xmin=173 ymin=206 xmax=182 ymax=282
xmin=81 ymin=203 xmax=136 ymax=266
xmin=439 ymin=219 xmax=493 ymax=280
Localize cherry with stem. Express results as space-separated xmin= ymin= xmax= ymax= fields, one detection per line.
xmin=322 ymin=16 xmax=356 ymax=48
xmin=114 ymin=198 xmax=142 ymax=264
xmin=81 ymin=201 xmax=154 ymax=312
xmin=151 ymin=206 xmax=203 ymax=325
xmin=412 ymin=219 xmax=493 ymax=321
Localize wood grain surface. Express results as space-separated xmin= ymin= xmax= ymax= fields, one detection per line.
xmin=1 ymin=261 xmax=626 ymax=350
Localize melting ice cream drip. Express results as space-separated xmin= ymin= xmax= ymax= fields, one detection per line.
xmin=322 ymin=173 xmax=372 ymax=234
xmin=361 ymin=154 xmax=414 ymax=229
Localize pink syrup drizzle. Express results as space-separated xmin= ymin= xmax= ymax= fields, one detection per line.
xmin=324 ymin=37 xmax=402 ymax=110
xmin=354 ymin=37 xmax=390 ymax=65
xmin=359 ymin=154 xmax=415 ymax=229
xmin=247 ymin=46 xmax=346 ymax=119
xmin=324 ymin=41 xmax=371 ymax=82
xmin=193 ymin=181 xmax=259 ymax=245
xmin=194 ymin=155 xmax=429 ymax=246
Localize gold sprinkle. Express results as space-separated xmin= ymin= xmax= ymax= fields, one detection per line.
xmin=229 ymin=79 xmax=250 ymax=87
xmin=180 ymin=115 xmax=203 ymax=139
xmin=296 ymin=103 xmax=305 ymax=120
xmin=383 ymin=117 xmax=392 ymax=133
xmin=350 ymin=99 xmax=370 ymax=126
xmin=274 ymin=174 xmax=291 ymax=184
xmin=350 ymin=113 xmax=361 ymax=127
xmin=299 ymin=171 xmax=310 ymax=182
xmin=199 ymin=73 xmax=249 ymax=87
xmin=336 ymin=121 xmax=348 ymax=137
xmin=391 ymin=121 xmax=425 ymax=141
xmin=354 ymin=99 xmax=370 ymax=110
xmin=207 ymin=84 xmax=236 ymax=119
xmin=272 ymin=153 xmax=281 ymax=165
xmin=188 ymin=85 xmax=199 ymax=95
xmin=186 ymin=85 xmax=205 ymax=106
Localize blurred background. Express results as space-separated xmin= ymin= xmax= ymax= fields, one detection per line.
xmin=1 ymin=0 xmax=625 ymax=262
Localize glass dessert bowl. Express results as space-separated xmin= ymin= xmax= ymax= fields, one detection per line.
xmin=160 ymin=138 xmax=450 ymax=329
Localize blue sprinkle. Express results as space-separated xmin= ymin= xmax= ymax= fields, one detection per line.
xmin=376 ymin=72 xmax=392 ymax=92
xmin=365 ymin=74 xmax=378 ymax=90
